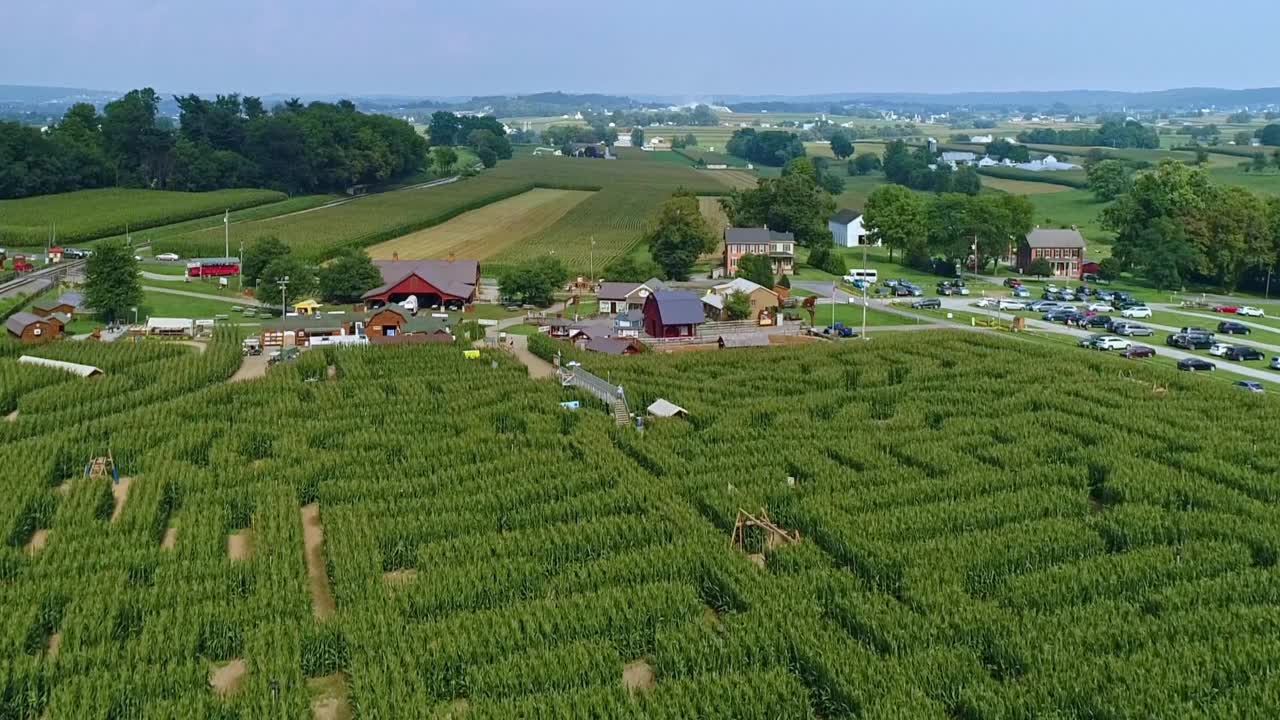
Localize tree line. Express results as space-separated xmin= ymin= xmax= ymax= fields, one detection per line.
xmin=425 ymin=112 xmax=513 ymax=168
xmin=1102 ymin=161 xmax=1280 ymax=291
xmin=863 ymin=185 xmax=1034 ymax=274
xmin=726 ymin=129 xmax=806 ymax=167
xmin=1017 ymin=119 xmax=1160 ymax=149
xmin=882 ymin=141 xmax=983 ymax=195
xmin=0 ymin=89 xmax=434 ymax=199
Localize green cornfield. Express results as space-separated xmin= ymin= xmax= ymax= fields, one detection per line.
xmin=155 ymin=151 xmax=731 ymax=274
xmin=1 ymin=329 xmax=1278 ymax=717
xmin=0 ymin=188 xmax=287 ymax=247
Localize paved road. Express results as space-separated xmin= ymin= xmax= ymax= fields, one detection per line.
xmin=1156 ymin=306 xmax=1280 ymax=335
xmin=143 ymin=285 xmax=263 ymax=306
xmin=935 ymin=296 xmax=1280 ymax=385
xmin=140 ymin=270 xmax=189 ymax=282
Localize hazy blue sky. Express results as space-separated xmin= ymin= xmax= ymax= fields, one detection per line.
xmin=3 ymin=0 xmax=1277 ymax=97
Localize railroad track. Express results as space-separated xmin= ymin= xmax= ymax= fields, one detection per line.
xmin=0 ymin=259 xmax=88 ymax=299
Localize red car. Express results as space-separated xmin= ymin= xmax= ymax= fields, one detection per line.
xmin=1003 ymin=278 xmax=1023 ymax=288
xmin=1121 ymin=345 xmax=1156 ymax=359
xmin=1212 ymin=305 xmax=1239 ymax=314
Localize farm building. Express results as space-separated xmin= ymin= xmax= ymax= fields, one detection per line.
xmin=597 ymin=279 xmax=665 ymax=315
xmin=568 ymin=142 xmax=608 ymax=158
xmin=363 ymin=260 xmax=479 ymax=310
xmin=614 ymin=309 xmax=644 ymax=338
xmin=363 ymin=305 xmax=452 ymax=340
xmin=642 ymin=291 xmax=705 ymax=338
xmin=31 ymin=291 xmax=86 ymax=317
xmin=292 ymin=299 xmax=322 ymax=315
xmin=583 ymin=337 xmax=644 ymax=356
xmin=287 ymin=315 xmax=350 ymax=346
xmin=5 ymin=312 xmax=64 ymax=344
xmin=186 ymin=257 xmax=240 ymax=278
xmin=724 ymin=228 xmax=795 ymax=276
xmin=18 ymin=355 xmax=103 ymax=377
xmin=146 ymin=317 xmax=195 ymax=337
xmin=647 ymin=398 xmax=687 ymax=418
xmin=828 ymin=210 xmax=872 ymax=248
xmin=701 ymin=278 xmax=779 ymax=323
xmin=1017 ymin=228 xmax=1087 ymax=279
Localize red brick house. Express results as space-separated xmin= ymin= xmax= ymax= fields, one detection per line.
xmin=724 ymin=228 xmax=795 ymax=276
xmin=642 ymin=291 xmax=705 ymax=338
xmin=1017 ymin=228 xmax=1087 ymax=279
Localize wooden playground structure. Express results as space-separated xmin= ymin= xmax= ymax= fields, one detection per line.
xmin=730 ymin=508 xmax=800 ymax=552
xmin=85 ymin=450 xmax=120 ymax=483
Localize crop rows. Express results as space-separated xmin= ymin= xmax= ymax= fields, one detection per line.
xmin=1 ymin=330 xmax=1278 ymax=717
xmin=0 ymin=188 xmax=286 ymax=246
xmin=154 ymin=152 xmax=726 ymax=273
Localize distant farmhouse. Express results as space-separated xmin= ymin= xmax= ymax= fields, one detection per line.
xmin=724 ymin=228 xmax=795 ymax=276
xmin=828 ymin=210 xmax=872 ymax=248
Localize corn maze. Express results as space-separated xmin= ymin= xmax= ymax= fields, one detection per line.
xmin=1 ymin=330 xmax=1279 ymax=718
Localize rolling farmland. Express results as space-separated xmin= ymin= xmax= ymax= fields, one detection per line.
xmin=367 ymin=188 xmax=594 ymax=261
xmin=0 ymin=188 xmax=286 ymax=246
xmin=2 ymin=331 xmax=1279 ymax=716
xmin=157 ymin=151 xmax=726 ymax=274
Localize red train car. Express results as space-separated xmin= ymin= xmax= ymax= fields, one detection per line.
xmin=187 ymin=257 xmax=241 ymax=278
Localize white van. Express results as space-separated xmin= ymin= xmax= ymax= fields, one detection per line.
xmin=843 ymin=268 xmax=879 ymax=286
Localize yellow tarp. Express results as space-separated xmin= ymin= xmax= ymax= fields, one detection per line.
xmin=463 ymin=350 xmax=480 ymax=359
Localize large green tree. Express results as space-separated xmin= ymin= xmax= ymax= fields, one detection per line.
xmin=863 ymin=184 xmax=927 ymax=262
xmin=601 ymin=255 xmax=663 ymax=282
xmin=735 ymin=254 xmax=775 ymax=288
xmin=1103 ymin=161 xmax=1213 ymax=286
xmin=1087 ymin=159 xmax=1132 ymax=202
xmin=254 ymin=256 xmax=318 ymax=307
xmin=242 ymin=236 xmax=290 ymax=288
xmin=829 ymin=131 xmax=854 ymax=160
xmin=720 ymin=159 xmax=836 ymax=247
xmin=498 ymin=256 xmax=569 ymax=306
xmin=83 ymin=241 xmax=143 ymax=324
xmin=318 ymin=249 xmax=384 ymax=303
xmin=646 ymin=193 xmax=717 ymax=281
xmin=1201 ymin=185 xmax=1271 ymax=290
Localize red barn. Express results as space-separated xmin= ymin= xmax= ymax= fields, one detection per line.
xmin=362 ymin=260 xmax=479 ymax=310
xmin=642 ymin=291 xmax=705 ymax=338
xmin=187 ymin=257 xmax=241 ymax=278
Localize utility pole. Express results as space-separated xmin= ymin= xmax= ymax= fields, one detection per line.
xmin=590 ymin=237 xmax=595 ymax=281
xmin=861 ymin=237 xmax=869 ymax=340
xmin=238 ymin=238 xmax=245 ymax=292
xmin=278 ymin=276 xmax=290 ymax=346
xmin=831 ymin=281 xmax=836 ymax=327
xmin=224 ymin=209 xmax=230 ymax=260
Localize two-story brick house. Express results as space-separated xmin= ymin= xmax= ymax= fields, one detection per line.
xmin=1017 ymin=228 xmax=1087 ymax=279
xmin=723 ymin=227 xmax=795 ymax=276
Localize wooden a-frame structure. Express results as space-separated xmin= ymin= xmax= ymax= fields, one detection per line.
xmin=730 ymin=508 xmax=800 ymax=551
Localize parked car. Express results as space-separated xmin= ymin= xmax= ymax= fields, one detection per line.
xmin=997 ymin=299 xmax=1025 ymax=311
xmin=936 ymin=283 xmax=955 ymax=296
xmin=155 ymin=252 xmax=180 ymax=261
xmin=1211 ymin=304 xmax=1239 ymax=314
xmin=1234 ymin=381 xmax=1265 ymax=393
xmin=1028 ymin=300 xmax=1059 ymax=312
xmin=1010 ymin=286 xmax=1030 ymax=298
xmin=1218 ymin=321 xmax=1251 ymax=335
xmin=1168 ymin=333 xmax=1213 ymax=350
xmin=1209 ymin=342 xmax=1233 ymax=357
xmin=1004 ymin=278 xmax=1023 ymax=288
xmin=1079 ymin=334 xmax=1108 ymax=348
xmin=1121 ymin=345 xmax=1156 ymax=359
xmin=1177 ymin=358 xmax=1216 ymax=372
xmin=1114 ymin=323 xmax=1153 ymax=337
xmin=1092 ymin=336 xmax=1131 ymax=351
xmin=975 ymin=297 xmax=996 ymax=308
xmin=1044 ymin=309 xmax=1075 ymax=322
xmin=1237 ymin=306 xmax=1265 ymax=317
xmin=1271 ymin=356 xmax=1280 ymax=370
xmin=1226 ymin=346 xmax=1265 ymax=362
xmin=1180 ymin=326 xmax=1211 ymax=336
xmin=1121 ymin=306 xmax=1152 ymax=319
xmin=1086 ymin=302 xmax=1114 ymax=313
xmin=912 ymin=298 xmax=941 ymax=309
xmin=1084 ymin=315 xmax=1112 ymax=329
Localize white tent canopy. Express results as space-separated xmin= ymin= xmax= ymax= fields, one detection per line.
xmin=647 ymin=398 xmax=688 ymax=418
xmin=18 ymin=355 xmax=103 ymax=377
xmin=146 ymin=317 xmax=195 ymax=335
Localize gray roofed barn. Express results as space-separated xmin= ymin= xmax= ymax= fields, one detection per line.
xmin=597 ymin=282 xmax=643 ymax=301
xmin=724 ymin=227 xmax=795 ymax=244
xmin=829 ymin=209 xmax=862 ymax=225
xmin=363 ymin=260 xmax=480 ymax=304
xmin=642 ymin=290 xmax=705 ymax=338
xmin=1025 ymin=228 xmax=1086 ymax=248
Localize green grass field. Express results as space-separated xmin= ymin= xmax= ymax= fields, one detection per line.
xmin=157 ymin=151 xmax=727 ymax=276
xmin=0 ymin=188 xmax=287 ymax=246
xmin=1027 ymin=190 xmax=1113 ymax=254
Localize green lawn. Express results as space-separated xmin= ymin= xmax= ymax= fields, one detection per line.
xmin=814 ymin=302 xmax=916 ymax=327
xmin=137 ymin=290 xmax=259 ymax=322
xmin=138 ymin=261 xmax=189 ymax=276
xmin=1027 ymin=190 xmax=1112 ymax=255
xmin=802 ymin=246 xmax=1005 ymax=294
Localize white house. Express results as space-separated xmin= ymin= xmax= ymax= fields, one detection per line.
xmin=615 ymin=132 xmax=633 ymax=147
xmin=969 ymin=134 xmax=994 ymax=144
xmin=940 ymin=151 xmax=977 ymax=166
xmin=828 ymin=209 xmax=873 ymax=248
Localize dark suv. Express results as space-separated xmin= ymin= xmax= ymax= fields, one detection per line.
xmin=1225 ymin=346 xmax=1265 ymax=362
xmin=1218 ymin=321 xmax=1251 ymax=335
xmin=1168 ymin=333 xmax=1213 ymax=350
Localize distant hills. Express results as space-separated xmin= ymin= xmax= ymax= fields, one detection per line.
xmin=4 ymin=84 xmax=1280 ymax=120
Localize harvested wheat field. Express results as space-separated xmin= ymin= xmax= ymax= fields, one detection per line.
xmin=367 ymin=188 xmax=594 ymax=261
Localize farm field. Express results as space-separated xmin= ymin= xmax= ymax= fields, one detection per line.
xmin=3 ymin=330 xmax=1280 ymax=716
xmin=0 ymin=188 xmax=287 ymax=247
xmin=699 ymin=169 xmax=757 ymax=190
xmin=161 ymin=152 xmax=726 ymax=275
xmin=981 ymin=176 xmax=1072 ymax=194
xmin=1027 ymin=189 xmax=1113 ymax=253
xmin=366 ymin=189 xmax=595 ymax=262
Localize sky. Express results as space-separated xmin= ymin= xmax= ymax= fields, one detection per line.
xmin=3 ymin=0 xmax=1278 ymax=99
